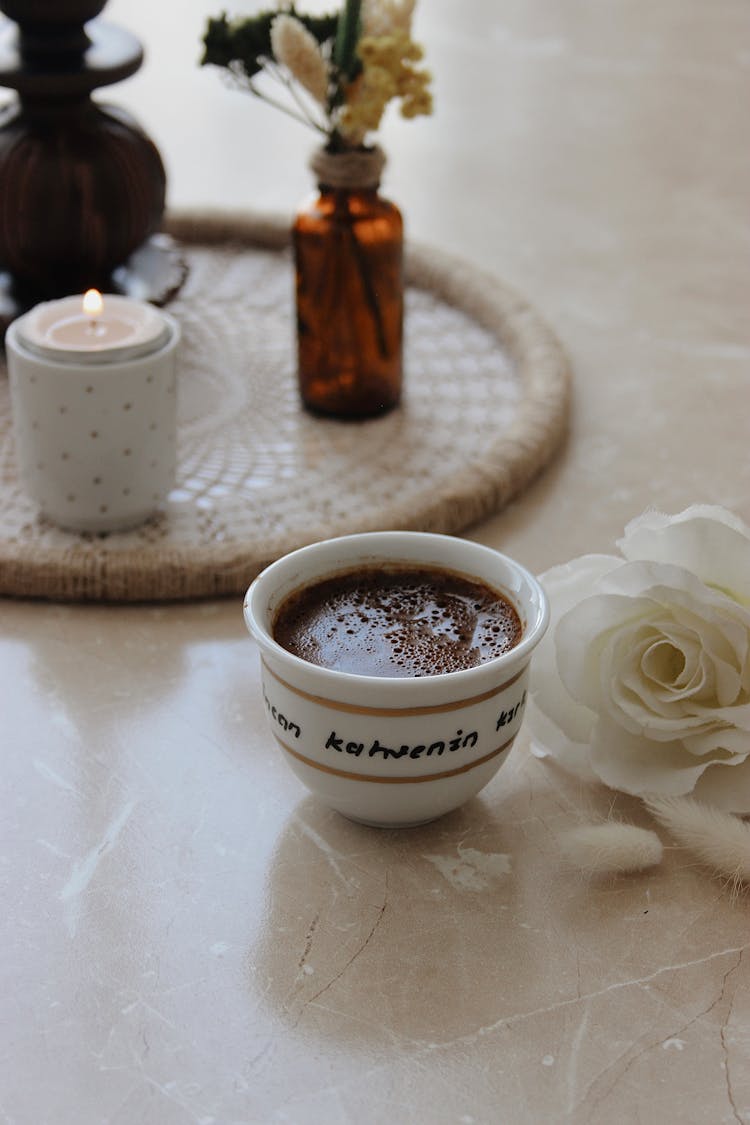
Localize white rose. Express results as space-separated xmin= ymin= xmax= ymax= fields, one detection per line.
xmin=528 ymin=505 xmax=750 ymax=812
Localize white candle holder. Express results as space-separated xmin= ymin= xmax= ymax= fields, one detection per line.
xmin=6 ymin=297 xmax=180 ymax=533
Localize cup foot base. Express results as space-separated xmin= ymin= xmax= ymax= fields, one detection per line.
xmin=337 ymin=810 xmax=447 ymax=830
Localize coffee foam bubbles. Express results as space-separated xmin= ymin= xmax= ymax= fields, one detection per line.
xmin=273 ymin=567 xmax=522 ymax=678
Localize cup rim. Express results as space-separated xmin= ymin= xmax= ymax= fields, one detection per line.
xmin=244 ymin=531 xmax=549 ymax=691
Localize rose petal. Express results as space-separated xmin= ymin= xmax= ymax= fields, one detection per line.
xmin=683 ymin=700 xmax=750 ymax=728
xmin=610 ymin=625 xmax=739 ymax=730
xmin=640 ymin=623 xmax=714 ymax=701
xmin=681 ymin=727 xmax=750 ymax=757
xmin=619 ymin=506 xmax=750 ymax=605
xmin=640 ymin=637 xmax=689 ymax=689
xmin=614 ymin=629 xmax=705 ymax=717
xmin=526 ymin=702 xmax=596 ymax=781
xmin=556 ymin=591 xmax=657 ymax=712
xmin=691 ymin=755 xmax=750 ymax=812
xmin=538 ymin=554 xmax=623 ymax=607
xmin=528 ymin=555 xmax=619 ymax=755
xmin=588 ymin=719 xmax=722 ymax=796
xmin=599 ymin=561 xmax=750 ymax=635
xmin=666 ymin=601 xmax=748 ymax=678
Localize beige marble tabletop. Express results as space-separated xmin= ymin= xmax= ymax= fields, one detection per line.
xmin=2 ymin=1 xmax=750 ymax=1122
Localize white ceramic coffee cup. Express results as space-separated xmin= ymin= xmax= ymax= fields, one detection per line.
xmin=244 ymin=531 xmax=549 ymax=828
xmin=6 ymin=312 xmax=180 ymax=533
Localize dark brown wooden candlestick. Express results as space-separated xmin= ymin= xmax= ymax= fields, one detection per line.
xmin=0 ymin=0 xmax=185 ymax=326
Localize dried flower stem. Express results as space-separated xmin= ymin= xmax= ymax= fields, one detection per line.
xmin=262 ymin=57 xmax=329 ymax=132
xmin=225 ymin=62 xmax=328 ymax=134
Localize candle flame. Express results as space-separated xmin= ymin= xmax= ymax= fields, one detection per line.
xmin=82 ymin=289 xmax=103 ymax=319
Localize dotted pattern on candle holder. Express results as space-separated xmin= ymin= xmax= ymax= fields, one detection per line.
xmin=0 ymin=229 xmax=569 ymax=598
xmin=9 ymin=355 xmax=175 ymax=530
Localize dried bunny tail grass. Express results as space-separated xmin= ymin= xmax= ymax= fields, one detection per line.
xmin=270 ymin=15 xmax=329 ymax=105
xmin=558 ymin=822 xmax=663 ymax=878
xmin=644 ymin=795 xmax=750 ymax=900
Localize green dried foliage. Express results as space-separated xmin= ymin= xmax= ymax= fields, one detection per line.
xmin=201 ymin=13 xmax=273 ymax=78
xmin=301 ymin=12 xmax=340 ymax=43
xmin=201 ymin=8 xmax=339 ymax=81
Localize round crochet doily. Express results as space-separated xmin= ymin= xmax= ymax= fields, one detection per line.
xmin=0 ymin=212 xmax=571 ymax=602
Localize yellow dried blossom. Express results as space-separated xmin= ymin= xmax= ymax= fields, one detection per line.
xmin=363 ymin=0 xmax=416 ymax=37
xmin=270 ymin=14 xmax=329 ymax=105
xmin=339 ymin=30 xmax=432 ymax=141
xmin=400 ymin=78 xmax=432 ymax=118
xmin=358 ymin=34 xmax=423 ymax=70
xmin=339 ymin=65 xmax=397 ymax=142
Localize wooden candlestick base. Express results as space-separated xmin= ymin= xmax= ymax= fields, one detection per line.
xmin=0 ymin=1 xmax=186 ymax=326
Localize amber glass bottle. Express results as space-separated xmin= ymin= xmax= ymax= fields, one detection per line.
xmin=293 ymin=146 xmax=403 ymax=419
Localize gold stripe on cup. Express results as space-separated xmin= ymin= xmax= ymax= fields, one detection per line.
xmin=262 ymin=660 xmax=525 ymax=717
xmin=273 ymin=735 xmax=516 ymax=784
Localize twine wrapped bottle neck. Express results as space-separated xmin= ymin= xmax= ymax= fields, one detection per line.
xmin=310 ymin=145 xmax=386 ymax=191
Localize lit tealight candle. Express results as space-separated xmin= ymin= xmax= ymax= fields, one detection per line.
xmin=14 ymin=290 xmax=172 ymax=364
xmin=6 ymin=291 xmax=180 ymax=533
